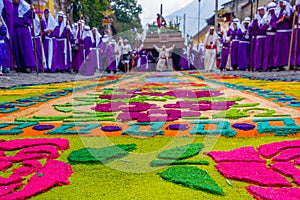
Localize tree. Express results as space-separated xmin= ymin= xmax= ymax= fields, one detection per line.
xmin=108 ymin=0 xmax=142 ymax=32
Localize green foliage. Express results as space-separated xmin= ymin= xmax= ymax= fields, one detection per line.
xmin=158 ymin=143 xmax=204 ymax=160
xmin=160 ymin=166 xmax=224 ymax=195
xmin=68 ymin=144 xmax=137 ymax=165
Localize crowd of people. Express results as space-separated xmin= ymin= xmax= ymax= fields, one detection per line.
xmin=0 ymin=0 xmax=162 ymax=76
xmin=203 ymin=0 xmax=300 ymax=72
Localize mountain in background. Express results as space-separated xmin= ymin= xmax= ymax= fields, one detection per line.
xmin=166 ymin=0 xmax=231 ymax=37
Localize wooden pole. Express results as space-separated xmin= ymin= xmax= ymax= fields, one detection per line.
xmin=183 ymin=13 xmax=186 ymax=39
xmin=288 ymin=11 xmax=297 ymax=70
xmin=37 ymin=0 xmax=44 ymax=73
xmin=31 ymin=7 xmax=39 ymax=76
xmin=250 ymin=0 xmax=253 ymax=19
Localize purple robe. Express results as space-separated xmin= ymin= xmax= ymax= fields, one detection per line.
xmin=262 ymin=13 xmax=277 ymax=71
xmin=12 ymin=3 xmax=36 ymax=71
xmin=2 ymin=0 xmax=13 ymax=69
xmin=55 ymin=22 xmax=73 ymax=71
xmin=220 ymin=38 xmax=230 ymax=70
xmin=106 ymin=45 xmax=117 ymax=72
xmin=252 ymin=19 xmax=267 ymax=70
xmin=43 ymin=25 xmax=59 ymax=72
xmin=273 ymin=9 xmax=292 ymax=68
xmin=237 ymin=27 xmax=250 ymax=70
xmin=73 ymin=28 xmax=84 ymax=71
xmin=32 ymin=19 xmax=47 ymax=71
xmin=193 ymin=48 xmax=204 ymax=70
xmin=138 ymin=50 xmax=148 ymax=71
xmin=0 ymin=25 xmax=8 ymax=67
xmin=228 ymin=28 xmax=240 ymax=68
xmin=78 ymin=36 xmax=95 ymax=76
xmin=249 ymin=24 xmax=256 ymax=70
xmin=147 ymin=53 xmax=155 ymax=71
xmin=291 ymin=17 xmax=300 ymax=67
xmin=180 ymin=49 xmax=189 ymax=70
xmin=99 ymin=41 xmax=106 ymax=70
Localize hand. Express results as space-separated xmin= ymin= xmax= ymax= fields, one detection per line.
xmin=0 ymin=21 xmax=2 ymax=27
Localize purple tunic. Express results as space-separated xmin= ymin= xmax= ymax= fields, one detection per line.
xmin=55 ymin=22 xmax=73 ymax=71
xmin=43 ymin=25 xmax=59 ymax=72
xmin=32 ymin=19 xmax=47 ymax=71
xmin=2 ymin=0 xmax=13 ymax=69
xmin=273 ymin=9 xmax=292 ymax=68
xmin=138 ymin=50 xmax=148 ymax=71
xmin=249 ymin=24 xmax=256 ymax=70
xmin=291 ymin=16 xmax=300 ymax=67
xmin=106 ymin=45 xmax=117 ymax=71
xmin=227 ymin=28 xmax=240 ymax=68
xmin=0 ymin=25 xmax=8 ymax=66
xmin=180 ymin=49 xmax=189 ymax=70
xmin=252 ymin=19 xmax=266 ymax=70
xmin=237 ymin=27 xmax=250 ymax=70
xmin=193 ymin=48 xmax=204 ymax=70
xmin=262 ymin=13 xmax=277 ymax=71
xmin=220 ymin=38 xmax=230 ymax=70
xmin=78 ymin=36 xmax=95 ymax=76
xmin=12 ymin=3 xmax=36 ymax=70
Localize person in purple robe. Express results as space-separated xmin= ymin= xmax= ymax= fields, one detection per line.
xmin=89 ymin=27 xmax=101 ymax=71
xmin=12 ymin=0 xmax=36 ymax=73
xmin=180 ymin=47 xmax=189 ymax=70
xmin=78 ymin=25 xmax=95 ymax=76
xmin=42 ymin=8 xmax=59 ymax=72
xmin=147 ymin=50 xmax=155 ymax=71
xmin=0 ymin=16 xmax=8 ymax=76
xmin=219 ymin=34 xmax=230 ymax=71
xmin=73 ymin=19 xmax=85 ymax=72
xmin=252 ymin=6 xmax=267 ymax=71
xmin=32 ymin=12 xmax=46 ymax=72
xmin=137 ymin=49 xmax=148 ymax=71
xmin=192 ymin=43 xmax=204 ymax=70
xmin=273 ymin=0 xmax=292 ymax=71
xmin=1 ymin=0 xmax=13 ymax=73
xmin=98 ymin=40 xmax=107 ymax=71
xmin=55 ymin=11 xmax=73 ymax=72
xmin=291 ymin=0 xmax=300 ymax=70
xmin=237 ymin=17 xmax=251 ymax=70
xmin=227 ymin=18 xmax=241 ymax=70
xmin=106 ymin=40 xmax=117 ymax=74
xmin=261 ymin=2 xmax=278 ymax=72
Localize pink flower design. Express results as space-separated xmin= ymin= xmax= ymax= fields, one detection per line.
xmin=0 ymin=138 xmax=72 ymax=199
xmin=207 ymin=140 xmax=300 ymax=200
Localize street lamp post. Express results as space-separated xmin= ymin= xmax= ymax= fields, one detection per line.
xmin=198 ymin=0 xmax=201 ymax=49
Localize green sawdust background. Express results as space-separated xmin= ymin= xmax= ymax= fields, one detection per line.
xmin=1 ymin=135 xmax=298 ymax=200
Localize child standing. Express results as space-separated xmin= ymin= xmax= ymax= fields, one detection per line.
xmin=0 ymin=17 xmax=8 ymax=76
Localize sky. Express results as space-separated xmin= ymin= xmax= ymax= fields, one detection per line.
xmin=137 ymin=0 xmax=194 ymax=26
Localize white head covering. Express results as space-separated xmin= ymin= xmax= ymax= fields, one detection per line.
xmin=0 ymin=0 xmax=4 ymax=16
xmin=82 ymin=25 xmax=94 ymax=43
xmin=42 ymin=9 xmax=58 ymax=31
xmin=261 ymin=2 xmax=277 ymax=26
xmin=230 ymin=18 xmax=241 ymax=30
xmin=92 ymin=27 xmax=101 ymax=46
xmin=276 ymin=0 xmax=292 ymax=17
xmin=255 ymin=6 xmax=267 ymax=25
xmin=32 ymin=12 xmax=41 ymax=36
xmin=56 ymin=11 xmax=67 ymax=37
xmin=297 ymin=0 xmax=300 ymax=6
xmin=13 ymin=0 xmax=31 ymax=18
xmin=241 ymin=17 xmax=250 ymax=32
xmin=0 ymin=1 xmax=9 ymax=39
